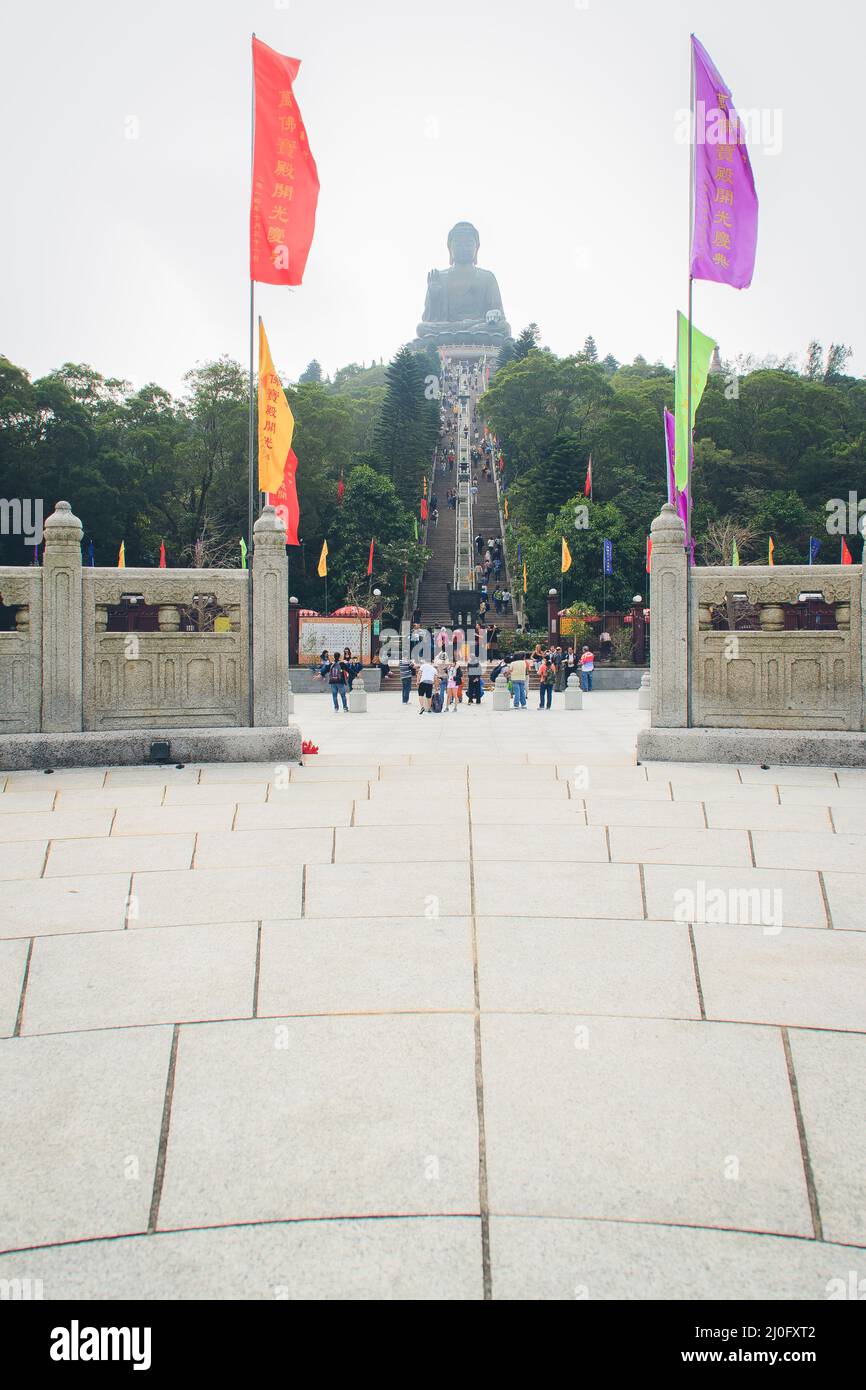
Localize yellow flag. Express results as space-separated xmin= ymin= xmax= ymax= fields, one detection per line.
xmin=258 ymin=319 xmax=295 ymax=494
xmin=523 ymin=561 xmax=527 ymax=594
xmin=768 ymin=535 xmax=775 ymax=566
xmin=504 ymin=497 xmax=509 ymax=520
xmin=561 ymin=537 xmax=572 ymax=573
xmin=317 ymin=539 xmax=328 ymax=577
xmin=117 ymin=541 xmax=125 ymax=569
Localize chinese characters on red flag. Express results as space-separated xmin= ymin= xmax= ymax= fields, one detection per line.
xmin=266 ymin=447 xmax=301 ymax=546
xmin=250 ymin=37 xmax=320 ymax=286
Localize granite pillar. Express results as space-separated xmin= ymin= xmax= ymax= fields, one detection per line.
xmin=41 ymin=500 xmax=84 ymax=733
xmin=648 ymin=503 xmax=688 ymax=728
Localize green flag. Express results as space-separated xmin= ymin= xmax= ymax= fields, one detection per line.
xmin=674 ymin=311 xmax=716 ymax=492
xmin=413 ymin=514 xmax=418 ymax=540
xmin=732 ymin=538 xmax=740 ymax=567
xmin=240 ymin=537 xmax=247 ymax=570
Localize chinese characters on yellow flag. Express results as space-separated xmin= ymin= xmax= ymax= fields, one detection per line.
xmin=257 ymin=318 xmax=295 ymax=494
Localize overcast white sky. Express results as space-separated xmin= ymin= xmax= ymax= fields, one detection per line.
xmin=1 ymin=0 xmax=863 ymax=395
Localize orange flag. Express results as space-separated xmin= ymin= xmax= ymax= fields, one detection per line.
xmin=841 ymin=537 xmax=853 ymax=565
xmin=267 ymin=447 xmax=301 ymax=545
xmin=158 ymin=540 xmax=166 ymax=569
xmin=258 ymin=318 xmax=295 ymax=494
xmin=250 ymin=38 xmax=319 ymax=286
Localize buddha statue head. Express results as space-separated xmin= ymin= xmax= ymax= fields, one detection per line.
xmin=447 ymin=222 xmax=480 ymax=267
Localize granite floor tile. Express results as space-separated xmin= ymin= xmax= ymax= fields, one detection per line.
xmin=643 ymin=865 xmax=827 ymax=929
xmin=0 ymin=1026 xmax=172 ymax=1249
xmin=481 ymin=1014 xmax=811 ymax=1234
xmin=21 ymin=924 xmax=258 ymax=1034
xmin=258 ymin=918 xmax=474 ymax=1016
xmin=694 ymin=924 xmax=866 ymax=1032
xmin=787 ymin=1030 xmax=866 ymax=1247
xmin=477 ymin=918 xmax=698 ymax=1018
xmin=132 ymin=867 xmax=302 ymax=927
xmin=157 ymin=1015 xmax=479 ymax=1227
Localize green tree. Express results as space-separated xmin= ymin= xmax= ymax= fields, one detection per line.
xmin=512 ymin=323 xmax=540 ymax=361
xmin=372 ymin=347 xmax=438 ymax=506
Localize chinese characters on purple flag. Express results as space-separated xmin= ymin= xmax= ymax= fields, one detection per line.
xmin=690 ymin=34 xmax=758 ymax=289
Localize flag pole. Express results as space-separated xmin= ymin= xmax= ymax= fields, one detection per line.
xmin=685 ymin=36 xmax=696 ymax=556
xmin=247 ymin=33 xmax=256 ymax=725
xmin=685 ymin=35 xmax=696 ymax=729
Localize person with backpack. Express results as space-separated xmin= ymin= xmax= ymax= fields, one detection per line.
xmin=538 ymin=655 xmax=556 ymax=709
xmin=328 ymin=652 xmax=349 ymax=711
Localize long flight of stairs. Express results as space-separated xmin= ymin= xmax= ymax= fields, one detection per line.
xmin=416 ymin=486 xmax=455 ymax=626
xmin=417 ymin=368 xmax=517 ymax=633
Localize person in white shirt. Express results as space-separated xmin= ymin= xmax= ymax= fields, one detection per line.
xmin=417 ymin=660 xmax=437 ymax=713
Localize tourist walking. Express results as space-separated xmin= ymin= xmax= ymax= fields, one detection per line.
xmin=417 ymin=658 xmax=437 ymax=713
xmin=508 ymin=653 xmax=528 ymax=708
xmin=538 ymin=656 xmax=555 ymax=709
xmin=328 ymin=652 xmax=349 ymax=711
xmin=445 ymin=664 xmax=461 ymax=711
xmin=466 ymin=652 xmax=483 ymax=704
xmin=399 ymin=651 xmax=414 ymax=704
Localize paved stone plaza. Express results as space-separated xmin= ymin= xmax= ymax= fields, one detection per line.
xmin=0 ymin=691 xmax=864 ymax=1300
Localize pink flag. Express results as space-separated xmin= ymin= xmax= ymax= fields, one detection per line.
xmin=690 ymin=35 xmax=758 ymax=290
xmin=663 ymin=407 xmax=689 ymax=529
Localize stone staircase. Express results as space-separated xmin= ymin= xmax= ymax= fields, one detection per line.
xmin=417 ymin=375 xmax=517 ymax=632
xmin=417 ymin=493 xmax=456 ymax=626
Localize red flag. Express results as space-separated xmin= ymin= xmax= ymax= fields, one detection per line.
xmin=645 ymin=537 xmax=652 ymax=574
xmin=367 ymin=538 xmax=375 ymax=576
xmin=841 ymin=537 xmax=853 ymax=565
xmin=584 ymin=455 xmax=593 ymax=498
xmin=266 ymin=447 xmax=301 ymax=545
xmin=498 ymin=454 xmax=504 ymax=473
xmin=337 ymin=475 xmax=345 ymax=503
xmin=420 ymin=498 xmax=429 ymax=522
xmin=403 ymin=569 xmax=407 ymax=593
xmin=250 ymin=38 xmax=320 ymax=287
xmin=158 ymin=541 xmax=166 ymax=569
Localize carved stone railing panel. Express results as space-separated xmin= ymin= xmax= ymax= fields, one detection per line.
xmin=89 ymin=634 xmax=244 ymax=728
xmin=82 ymin=568 xmax=249 ymax=731
xmin=0 ymin=567 xmax=42 ymax=734
xmin=689 ymin=563 xmax=863 ymax=731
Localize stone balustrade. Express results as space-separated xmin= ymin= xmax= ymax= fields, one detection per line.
xmin=0 ymin=501 xmax=292 ymax=735
xmin=646 ymin=503 xmax=866 ymax=734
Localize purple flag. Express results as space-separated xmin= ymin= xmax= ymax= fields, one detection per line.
xmin=690 ymin=34 xmax=758 ymax=290
xmin=663 ymin=407 xmax=689 ymax=528
xmin=663 ymin=408 xmax=677 ymax=505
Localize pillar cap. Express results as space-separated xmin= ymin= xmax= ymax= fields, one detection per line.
xmin=650 ymin=502 xmax=687 ymax=546
xmin=253 ymin=504 xmax=287 ymax=545
xmin=43 ymin=500 xmax=83 ymax=544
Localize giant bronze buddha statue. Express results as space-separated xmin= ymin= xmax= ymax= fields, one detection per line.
xmin=415 ymin=222 xmax=511 ymax=347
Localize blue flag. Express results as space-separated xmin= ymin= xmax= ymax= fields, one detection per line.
xmin=87 ymin=540 xmax=95 ymax=566
xmin=809 ymin=537 xmax=821 ymax=564
xmin=603 ymin=539 xmax=613 ymax=576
